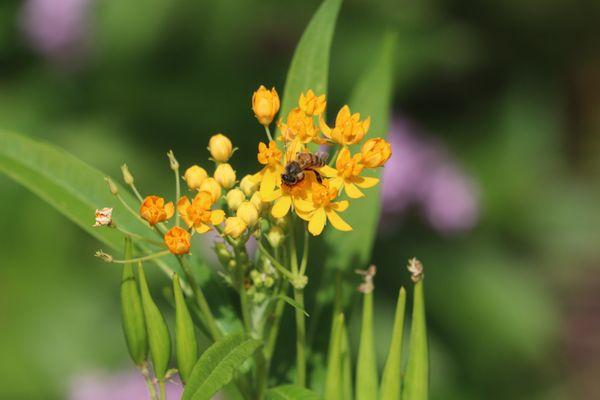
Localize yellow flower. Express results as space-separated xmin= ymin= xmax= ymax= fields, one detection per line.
xmin=320 ymin=105 xmax=370 ymax=145
xmin=269 ymin=171 xmax=315 ymax=218
xmin=279 ymin=107 xmax=323 ymax=144
xmin=224 ymin=216 xmax=247 ymax=239
xmin=214 ymin=163 xmax=236 ymax=189
xmin=183 ymin=165 xmax=208 ymax=190
xmin=140 ymin=195 xmax=175 ymax=225
xmin=226 ymin=188 xmax=245 ymax=211
xmin=177 ymin=191 xmax=225 ymax=233
xmin=236 ymin=201 xmax=259 ymax=227
xmin=295 ymin=181 xmax=351 ymax=236
xmin=320 ymin=147 xmax=379 ymax=198
xmin=254 ymin=141 xmax=284 ymax=199
xmin=199 ymin=177 xmax=222 ymax=202
xmin=252 ymin=85 xmax=280 ymax=126
xmin=299 ymin=90 xmax=326 ymax=116
xmin=360 ymin=138 xmax=391 ymax=168
xmin=208 ymin=134 xmax=233 ymax=162
xmin=164 ymin=226 xmax=191 ymax=255
xmin=240 ymin=174 xmax=258 ymax=196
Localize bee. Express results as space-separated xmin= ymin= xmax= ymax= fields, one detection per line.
xmin=281 ymin=151 xmax=328 ymax=186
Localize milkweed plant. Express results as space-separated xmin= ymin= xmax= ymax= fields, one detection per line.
xmin=0 ymin=0 xmax=429 ymax=399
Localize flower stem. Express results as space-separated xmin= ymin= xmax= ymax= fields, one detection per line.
xmin=116 ymin=226 xmax=164 ymax=246
xmin=264 ymin=126 xmax=274 ymax=142
xmin=158 ymin=380 xmax=166 ymax=400
xmin=173 ymin=167 xmax=181 ymax=227
xmin=288 ymin=226 xmax=306 ymax=387
xmin=258 ymin=243 xmax=295 ymax=281
xmin=96 ymin=250 xmax=171 ymax=264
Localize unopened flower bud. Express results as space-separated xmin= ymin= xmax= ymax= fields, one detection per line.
xmin=214 ymin=242 xmax=232 ymax=266
xmin=252 ymin=85 xmax=280 ymax=126
xmin=104 ymin=177 xmax=118 ymax=195
xmin=95 ymin=250 xmax=113 ymax=262
xmin=183 ymin=165 xmax=208 ymax=190
xmin=226 ymin=189 xmax=245 ymax=211
xmin=208 ymin=134 xmax=233 ymax=163
xmin=121 ymin=164 xmax=134 ymax=185
xmin=250 ymin=192 xmax=265 ymax=213
xmin=224 ymin=217 xmax=247 ymax=239
xmin=266 ymin=226 xmax=285 ymax=248
xmin=214 ymin=163 xmax=236 ymax=189
xmin=274 ymin=216 xmax=288 ymax=229
xmin=167 ymin=150 xmax=179 ymax=170
xmin=227 ymin=259 xmax=237 ymax=269
xmin=236 ymin=201 xmax=259 ymax=227
xmin=240 ymin=174 xmax=258 ymax=196
xmin=199 ymin=177 xmax=222 ymax=202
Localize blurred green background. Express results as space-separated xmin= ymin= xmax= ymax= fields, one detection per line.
xmin=1 ymin=0 xmax=600 ymax=399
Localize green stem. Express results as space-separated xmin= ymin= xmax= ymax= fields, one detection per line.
xmin=97 ymin=249 xmax=170 ymax=264
xmin=158 ymin=380 xmax=166 ymax=400
xmin=328 ymin=147 xmax=340 ymax=167
xmin=258 ymin=243 xmax=296 ymax=281
xmin=173 ymin=168 xmax=181 ymax=226
xmin=264 ymin=125 xmax=274 ymax=142
xmin=116 ymin=226 xmax=164 ymax=246
xmin=130 ymin=183 xmax=144 ymax=202
xmin=288 ymin=227 xmax=306 ymax=387
xmin=141 ymin=365 xmax=158 ymax=400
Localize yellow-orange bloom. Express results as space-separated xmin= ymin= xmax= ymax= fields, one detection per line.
xmin=164 ymin=226 xmax=191 ymax=255
xmin=140 ymin=195 xmax=174 ymax=225
xmin=361 ymin=138 xmax=391 ymax=168
xmin=268 ymin=171 xmax=315 ymax=218
xmin=320 ymin=147 xmax=379 ymax=199
xmin=177 ymin=191 xmax=225 ymax=233
xmin=254 ymin=141 xmax=284 ymax=199
xmin=183 ymin=165 xmax=208 ymax=190
xmin=252 ymin=85 xmax=280 ymax=126
xmin=299 ymin=90 xmax=326 ymax=116
xmin=279 ymin=107 xmax=323 ymax=144
xmin=295 ymin=181 xmax=352 ymax=236
xmin=199 ymin=177 xmax=222 ymax=202
xmin=208 ymin=134 xmax=233 ymax=162
xmin=320 ymin=105 xmax=370 ymax=145
xmin=224 ymin=216 xmax=247 ymax=239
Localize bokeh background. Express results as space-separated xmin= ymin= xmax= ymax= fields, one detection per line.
xmin=1 ymin=0 xmax=600 ymax=399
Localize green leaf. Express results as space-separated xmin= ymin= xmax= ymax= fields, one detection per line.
xmin=380 ymin=288 xmax=407 ymax=400
xmin=356 ymin=292 xmax=378 ymax=400
xmin=137 ymin=263 xmax=171 ymax=379
xmin=173 ymin=275 xmax=198 ymax=384
xmin=267 ymin=384 xmax=324 ymax=400
xmin=402 ymin=280 xmax=428 ymax=400
xmin=340 ymin=320 xmax=353 ymax=400
xmin=272 ymin=294 xmax=309 ymax=316
xmin=324 ymin=313 xmax=344 ymax=400
xmin=182 ymin=334 xmax=261 ymax=400
xmin=278 ymin=0 xmax=342 ymax=135
xmin=323 ymin=32 xmax=396 ymax=271
xmin=120 ymin=237 xmax=148 ymax=366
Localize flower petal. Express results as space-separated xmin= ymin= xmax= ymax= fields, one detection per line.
xmin=308 ymin=207 xmax=327 ymax=236
xmin=210 ymin=209 xmax=225 ymax=225
xmin=259 ymin=167 xmax=278 ymax=199
xmin=331 ymin=200 xmax=349 ymax=212
xmin=355 ymin=176 xmax=379 ymax=189
xmin=164 ymin=202 xmax=175 ymax=219
xmin=319 ymin=165 xmax=337 ymax=178
xmin=295 ymin=208 xmax=313 ymax=221
xmin=195 ymin=223 xmax=211 ymax=233
xmin=261 ymin=187 xmax=282 ymax=203
xmin=294 ymin=198 xmax=315 ymax=213
xmin=344 ymin=182 xmax=364 ymax=199
xmin=326 ymin=209 xmax=352 ymax=231
xmin=271 ymin=195 xmax=292 ymax=218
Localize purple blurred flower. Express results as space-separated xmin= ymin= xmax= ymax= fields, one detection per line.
xmin=20 ymin=0 xmax=91 ymax=62
xmin=380 ymin=118 xmax=479 ymax=235
xmin=69 ymin=370 xmax=183 ymax=400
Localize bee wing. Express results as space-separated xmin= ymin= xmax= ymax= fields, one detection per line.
xmin=315 ymin=151 xmax=329 ymax=164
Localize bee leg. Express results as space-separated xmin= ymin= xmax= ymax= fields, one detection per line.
xmin=314 ymin=170 xmax=323 ymax=184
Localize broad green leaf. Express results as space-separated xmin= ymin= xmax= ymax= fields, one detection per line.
xmin=120 ymin=237 xmax=148 ymax=366
xmin=267 ymin=384 xmax=324 ymax=400
xmin=137 ymin=263 xmax=171 ymax=379
xmin=278 ymin=0 xmax=342 ymax=135
xmin=324 ymin=313 xmax=344 ymax=400
xmin=323 ymin=33 xmax=396 ymax=271
xmin=173 ymin=275 xmax=198 ymax=384
xmin=356 ymin=292 xmax=378 ymax=400
xmin=182 ymin=334 xmax=261 ymax=400
xmin=402 ymin=280 xmax=428 ymax=400
xmin=380 ymin=288 xmax=407 ymax=400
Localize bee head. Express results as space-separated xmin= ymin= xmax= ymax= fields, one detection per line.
xmin=282 ymin=162 xmax=301 ymax=186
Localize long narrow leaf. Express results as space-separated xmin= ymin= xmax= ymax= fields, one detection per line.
xmin=324 ymin=313 xmax=344 ymax=400
xmin=173 ymin=275 xmax=198 ymax=384
xmin=402 ymin=280 xmax=428 ymax=400
xmin=380 ymin=288 xmax=407 ymax=400
xmin=340 ymin=320 xmax=353 ymax=400
xmin=182 ymin=334 xmax=261 ymax=400
xmin=137 ymin=263 xmax=171 ymax=379
xmin=267 ymin=385 xmax=323 ymax=400
xmin=356 ymin=292 xmax=378 ymax=400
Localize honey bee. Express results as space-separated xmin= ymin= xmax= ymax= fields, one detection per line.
xmin=281 ymin=151 xmax=328 ymax=186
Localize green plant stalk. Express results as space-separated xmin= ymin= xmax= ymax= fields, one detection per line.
xmin=158 ymin=380 xmax=166 ymax=400
xmin=233 ymin=244 xmax=252 ymax=334
xmin=173 ymin=167 xmax=181 ymax=227
xmin=289 ymin=225 xmax=306 ymax=387
xmin=178 ymin=256 xmax=222 ymax=341
xmin=142 ymin=372 xmax=158 ymax=400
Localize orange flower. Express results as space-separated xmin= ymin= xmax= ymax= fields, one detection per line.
xmin=320 ymin=147 xmax=379 ymax=198
xmin=252 ymin=85 xmax=280 ymax=125
xmin=279 ymin=108 xmax=323 ymax=144
xmin=177 ymin=191 xmax=225 ymax=233
xmin=299 ymin=90 xmax=326 ymax=116
xmin=164 ymin=226 xmax=191 ymax=255
xmin=361 ymin=138 xmax=391 ymax=168
xmin=295 ymin=181 xmax=351 ymax=236
xmin=140 ymin=195 xmax=174 ymax=225
xmin=320 ymin=105 xmax=370 ymax=146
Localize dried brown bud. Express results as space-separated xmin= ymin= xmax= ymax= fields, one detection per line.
xmin=95 ymin=250 xmax=113 ymax=262
xmin=407 ymin=257 xmax=423 ymax=282
xmin=356 ymin=264 xmax=376 ymax=293
xmin=104 ymin=176 xmax=118 ymax=195
xmin=167 ymin=150 xmax=179 ymax=170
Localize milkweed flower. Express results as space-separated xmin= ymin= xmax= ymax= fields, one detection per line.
xmin=320 ymin=105 xmax=370 ymax=145
xmin=164 ymin=226 xmax=191 ymax=255
xmin=226 ymin=189 xmax=245 ymax=211
xmin=93 ymin=207 xmax=113 ymax=227
xmin=224 ymin=216 xmax=247 ymax=239
xmin=295 ymin=181 xmax=351 ymax=236
xmin=320 ymin=148 xmax=379 ymax=199
xmin=184 ymin=165 xmax=208 ymax=190
xmin=361 ymin=138 xmax=392 ymax=168
xmin=252 ymin=85 xmax=280 ymax=126
xmin=214 ymin=163 xmax=236 ymax=189
xmin=279 ymin=108 xmax=322 ymax=144
xmin=199 ymin=177 xmax=222 ymax=202
xmin=236 ymin=201 xmax=259 ymax=227
xmin=177 ymin=191 xmax=225 ymax=233
xmin=268 ymin=171 xmax=315 ymax=218
xmin=299 ymin=90 xmax=326 ymax=116
xmin=254 ymin=141 xmax=284 ymax=199
xmin=208 ymin=134 xmax=233 ymax=162
xmin=140 ymin=196 xmax=174 ymax=225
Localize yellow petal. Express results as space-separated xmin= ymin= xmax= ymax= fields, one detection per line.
xmin=326 ymin=209 xmax=352 ymax=231
xmin=210 ymin=209 xmax=225 ymax=225
xmin=259 ymin=167 xmax=278 ymax=199
xmin=271 ymin=195 xmax=292 ymax=218
xmin=331 ymin=200 xmax=349 ymax=212
xmin=319 ymin=116 xmax=332 ymax=138
xmin=355 ymin=176 xmax=379 ymax=189
xmin=164 ymin=202 xmax=175 ymax=219
xmin=294 ymin=198 xmax=315 ymax=213
xmin=319 ymin=165 xmax=337 ymax=178
xmin=195 ymin=223 xmax=211 ymax=233
xmin=308 ymin=207 xmax=327 ymax=236
xmin=295 ymin=208 xmax=313 ymax=221
xmin=261 ymin=187 xmax=282 ymax=203
xmin=344 ymin=182 xmax=364 ymax=199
